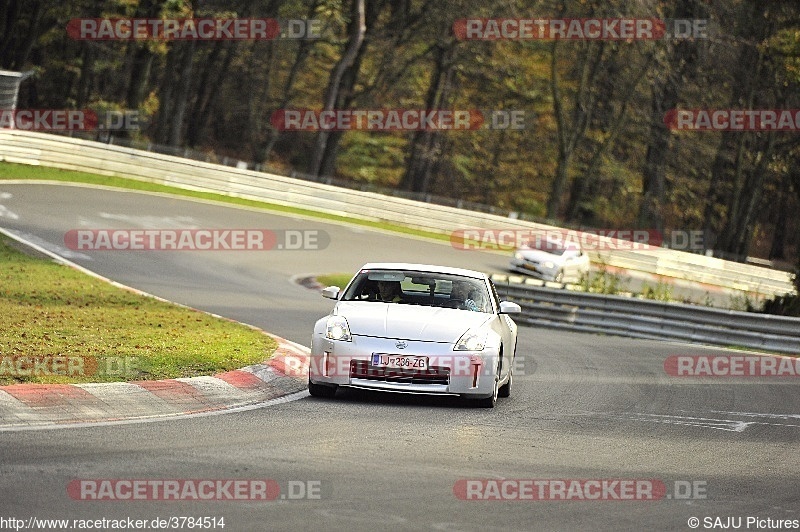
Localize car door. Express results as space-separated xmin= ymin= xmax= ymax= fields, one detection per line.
xmin=488 ymin=279 xmax=517 ymax=379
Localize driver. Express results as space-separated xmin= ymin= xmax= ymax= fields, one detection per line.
xmin=377 ymin=280 xmax=405 ymax=303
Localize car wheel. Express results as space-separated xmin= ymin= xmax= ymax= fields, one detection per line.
xmin=476 ymin=371 xmax=499 ymax=408
xmin=498 ymin=368 xmax=512 ymax=398
xmin=308 ymin=379 xmax=337 ymax=398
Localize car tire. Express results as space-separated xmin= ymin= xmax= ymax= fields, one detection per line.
xmin=475 ymin=373 xmax=499 ymax=408
xmin=498 ymin=368 xmax=512 ymax=398
xmin=308 ymin=379 xmax=337 ymax=398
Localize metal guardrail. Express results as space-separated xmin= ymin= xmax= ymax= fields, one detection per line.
xmin=493 ymin=278 xmax=800 ymax=354
xmin=0 ymin=129 xmax=795 ymax=296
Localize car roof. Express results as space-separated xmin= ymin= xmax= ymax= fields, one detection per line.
xmin=358 ymin=263 xmax=489 ymax=280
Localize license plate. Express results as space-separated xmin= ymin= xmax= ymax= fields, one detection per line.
xmin=523 ymin=263 xmax=539 ymax=272
xmin=371 ymin=354 xmax=428 ymax=370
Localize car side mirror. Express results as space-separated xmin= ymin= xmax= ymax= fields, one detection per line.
xmin=499 ymin=301 xmax=521 ymax=314
xmin=321 ymin=286 xmax=341 ymax=300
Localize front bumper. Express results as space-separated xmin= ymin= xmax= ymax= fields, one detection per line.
xmin=309 ymin=334 xmax=499 ymax=398
xmin=509 ymin=258 xmax=558 ymax=281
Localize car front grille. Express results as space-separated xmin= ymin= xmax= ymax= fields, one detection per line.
xmin=349 ymin=360 xmax=450 ymax=385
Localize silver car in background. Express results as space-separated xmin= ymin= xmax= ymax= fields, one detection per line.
xmin=509 ymin=235 xmax=591 ymax=283
xmin=308 ymin=263 xmax=520 ymax=407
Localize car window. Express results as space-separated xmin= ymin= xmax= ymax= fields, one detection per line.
xmin=528 ymin=240 xmax=566 ymax=255
xmin=340 ymin=269 xmax=491 ymax=312
xmin=400 ymin=277 xmax=433 ymax=293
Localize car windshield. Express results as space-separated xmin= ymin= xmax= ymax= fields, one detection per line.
xmin=341 ymin=269 xmax=492 ymax=312
xmin=527 ymin=239 xmax=567 ymax=255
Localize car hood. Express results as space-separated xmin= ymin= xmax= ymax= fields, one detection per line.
xmin=335 ymin=302 xmax=491 ymax=342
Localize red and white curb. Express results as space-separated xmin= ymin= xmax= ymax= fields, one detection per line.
xmin=0 ymin=335 xmax=311 ymax=430
xmin=0 ymin=227 xmax=312 ymax=430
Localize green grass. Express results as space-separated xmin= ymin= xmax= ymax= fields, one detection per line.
xmin=0 ymin=236 xmax=277 ymax=385
xmin=315 ymin=273 xmax=354 ymax=289
xmin=0 ymin=161 xmax=451 ymax=243
xmin=577 ymin=263 xmax=630 ymax=296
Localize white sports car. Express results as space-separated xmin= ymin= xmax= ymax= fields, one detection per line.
xmin=308 ymin=263 xmax=520 ymax=407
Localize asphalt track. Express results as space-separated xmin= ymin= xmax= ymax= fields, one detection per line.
xmin=0 ymin=183 xmax=798 ymax=531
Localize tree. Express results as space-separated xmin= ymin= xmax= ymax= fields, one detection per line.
xmin=308 ymin=0 xmax=365 ymax=177
xmin=636 ymin=0 xmax=706 ymax=232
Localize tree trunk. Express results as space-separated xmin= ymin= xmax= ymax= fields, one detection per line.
xmin=567 ymin=59 xmax=644 ymax=224
xmin=9 ymin=0 xmax=42 ymax=69
xmin=185 ymin=41 xmax=234 ymax=147
xmin=153 ymin=45 xmax=178 ymax=144
xmin=637 ymin=80 xmax=671 ymax=233
xmin=126 ymin=46 xmax=154 ymax=109
xmin=0 ymin=0 xmax=21 ymax=69
xmin=124 ymin=0 xmax=162 ymax=109
xmin=316 ymin=0 xmax=383 ymax=178
xmin=399 ymin=40 xmax=456 ymax=193
xmin=308 ymin=0 xmax=366 ymax=177
xmin=258 ymin=0 xmax=321 ymax=164
xmin=546 ymin=39 xmax=600 ymax=219
xmin=75 ymin=45 xmax=95 ymax=109
xmin=704 ymin=1 xmax=774 ymax=260
xmin=168 ymin=41 xmax=195 ymax=147
xmin=723 ymin=130 xmax=777 ymax=258
xmin=768 ymin=167 xmax=791 ymax=260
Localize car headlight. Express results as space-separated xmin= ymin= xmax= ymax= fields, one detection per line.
xmin=514 ymin=252 xmax=524 ymax=260
xmin=454 ymin=329 xmax=488 ymax=351
xmin=543 ymin=261 xmax=555 ymax=269
xmin=325 ymin=316 xmax=352 ymax=341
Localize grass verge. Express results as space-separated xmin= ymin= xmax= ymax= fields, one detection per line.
xmin=0 ymin=236 xmax=276 ymax=385
xmin=315 ymin=273 xmax=354 ymax=289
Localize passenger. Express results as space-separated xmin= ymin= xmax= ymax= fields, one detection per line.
xmin=450 ymin=280 xmax=481 ymax=311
